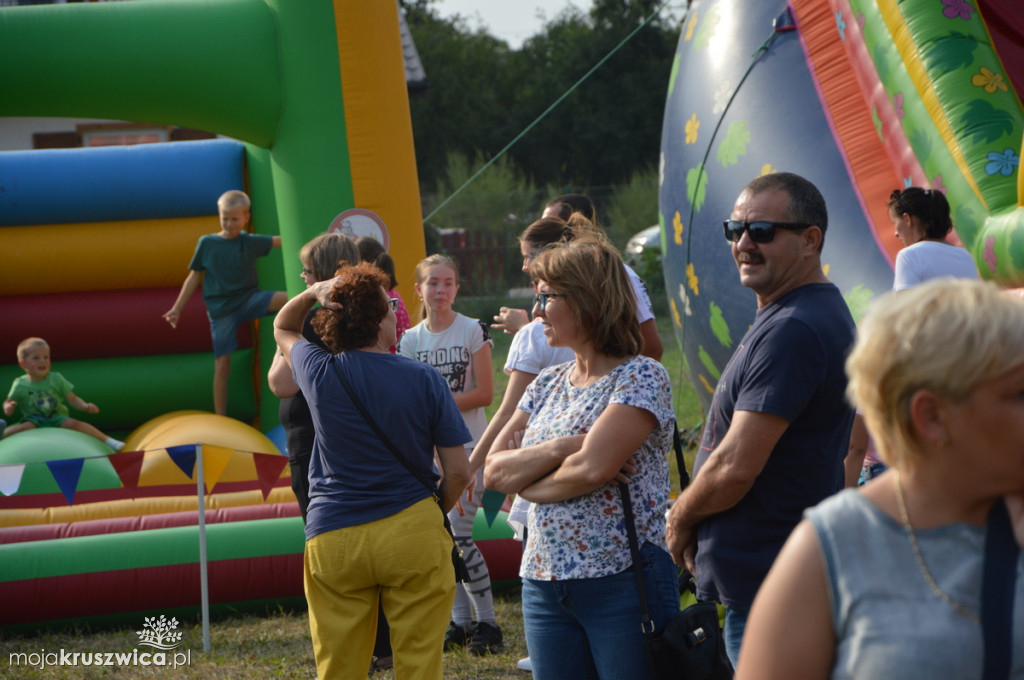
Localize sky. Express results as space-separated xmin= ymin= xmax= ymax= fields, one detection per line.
xmin=435 ymin=0 xmax=594 ymax=49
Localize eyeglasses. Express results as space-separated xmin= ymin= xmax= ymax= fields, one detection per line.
xmin=533 ymin=292 xmax=566 ymax=311
xmin=722 ymin=220 xmax=810 ymax=244
xmin=388 ymin=298 xmax=400 ymax=312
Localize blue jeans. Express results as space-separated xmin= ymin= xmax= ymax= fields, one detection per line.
xmin=724 ymin=606 xmax=749 ymax=669
xmin=522 ymin=543 xmax=679 ymax=680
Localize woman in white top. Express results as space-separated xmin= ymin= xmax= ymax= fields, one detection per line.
xmin=889 ymin=187 xmax=978 ymax=291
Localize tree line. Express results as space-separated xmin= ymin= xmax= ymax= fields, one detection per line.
xmin=402 ymin=0 xmax=681 ymax=245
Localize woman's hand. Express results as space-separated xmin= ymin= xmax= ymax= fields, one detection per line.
xmin=613 ymin=455 xmax=638 ymax=484
xmin=309 ymin=276 xmax=344 ymax=310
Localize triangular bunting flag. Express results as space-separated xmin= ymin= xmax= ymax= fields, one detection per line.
xmin=166 ymin=444 xmax=198 ymax=479
xmin=201 ymin=445 xmax=235 ymax=493
xmin=481 ymin=488 xmax=506 ymax=528
xmin=252 ymin=453 xmax=289 ymax=500
xmin=0 ymin=464 xmax=26 ymax=496
xmin=46 ymin=457 xmax=85 ymax=506
xmin=108 ymin=450 xmax=145 ymax=489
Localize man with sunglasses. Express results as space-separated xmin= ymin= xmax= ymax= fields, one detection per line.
xmin=666 ymin=172 xmax=856 ymax=668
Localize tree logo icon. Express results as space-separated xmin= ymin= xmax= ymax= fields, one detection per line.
xmin=136 ymin=615 xmax=184 ymax=650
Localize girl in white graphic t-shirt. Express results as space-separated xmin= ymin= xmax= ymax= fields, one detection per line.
xmin=398 ymin=254 xmax=502 ymax=655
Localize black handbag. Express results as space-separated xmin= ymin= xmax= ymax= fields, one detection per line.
xmin=619 ymin=481 xmax=733 ymax=680
xmin=332 ymin=360 xmax=470 ymax=582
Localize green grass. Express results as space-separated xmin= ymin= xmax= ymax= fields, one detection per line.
xmin=0 ymin=308 xmax=705 ymax=678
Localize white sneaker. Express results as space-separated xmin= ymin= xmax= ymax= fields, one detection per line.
xmin=517 ymin=657 xmax=533 ymax=672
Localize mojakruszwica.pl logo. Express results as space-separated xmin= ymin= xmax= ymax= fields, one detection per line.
xmin=8 ymin=614 xmax=192 ymax=670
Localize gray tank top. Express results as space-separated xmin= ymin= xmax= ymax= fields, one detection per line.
xmin=807 ymin=489 xmax=1024 ymax=679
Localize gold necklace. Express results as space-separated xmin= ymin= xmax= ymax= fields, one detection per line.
xmin=894 ymin=474 xmax=980 ymax=625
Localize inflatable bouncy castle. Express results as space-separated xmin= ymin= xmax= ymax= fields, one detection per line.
xmin=660 ymin=0 xmax=1023 ymax=409
xmin=0 ymin=1 xmax=483 ymax=631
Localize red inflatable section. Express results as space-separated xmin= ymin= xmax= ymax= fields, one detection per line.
xmin=0 ymin=287 xmax=254 ymax=361
xmin=0 ymin=554 xmax=303 ymax=627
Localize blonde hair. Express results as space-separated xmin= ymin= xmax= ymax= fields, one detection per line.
xmin=299 ymin=233 xmax=359 ymax=282
xmin=530 ymin=236 xmax=641 ymax=357
xmin=414 ymin=253 xmax=460 ymax=320
xmin=217 ymin=190 xmax=251 ymax=211
xmin=846 ymin=278 xmax=1024 ymax=471
xmin=16 ymin=337 xmax=48 ymax=361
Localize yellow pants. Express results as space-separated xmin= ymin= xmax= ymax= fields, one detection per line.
xmin=304 ymin=497 xmax=455 ymax=680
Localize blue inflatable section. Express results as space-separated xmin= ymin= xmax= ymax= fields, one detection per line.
xmin=659 ymin=4 xmax=893 ymax=412
xmin=0 ymin=139 xmax=245 ymax=226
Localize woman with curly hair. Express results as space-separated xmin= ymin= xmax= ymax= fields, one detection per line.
xmin=274 ymin=261 xmax=471 ymax=680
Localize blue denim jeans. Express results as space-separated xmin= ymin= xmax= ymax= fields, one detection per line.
xmin=522 ymin=543 xmax=679 ymax=680
xmin=724 ymin=606 xmax=749 ymax=669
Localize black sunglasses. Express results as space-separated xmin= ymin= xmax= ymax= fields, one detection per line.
xmin=722 ymin=220 xmax=810 ymax=244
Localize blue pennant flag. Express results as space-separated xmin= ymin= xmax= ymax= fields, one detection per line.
xmin=166 ymin=444 xmax=198 ymax=479
xmin=46 ymin=457 xmax=85 ymax=506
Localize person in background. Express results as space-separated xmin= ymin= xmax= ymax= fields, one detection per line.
xmin=4 ymin=337 xmax=124 ymax=451
xmin=163 ymin=189 xmax=287 ymax=416
xmin=399 ymin=254 xmax=502 ymax=655
xmin=268 ymin=232 xmax=360 ymax=518
xmin=485 ymin=237 xmax=678 ymax=680
xmin=492 ymin=194 xmax=664 ymax=361
xmin=736 ymin=278 xmax=1024 ymax=679
xmin=665 ymin=172 xmax=856 ymax=666
xmin=889 ymin=186 xmax=978 ymax=291
xmin=356 ymin=236 xmax=410 ymax=351
xmin=275 ymin=262 xmax=471 ymax=680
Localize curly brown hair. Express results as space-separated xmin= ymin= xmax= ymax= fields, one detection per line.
xmin=311 ymin=262 xmax=391 ymax=352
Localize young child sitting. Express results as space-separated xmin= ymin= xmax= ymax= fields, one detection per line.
xmin=162 ymin=190 xmax=287 ymax=416
xmin=3 ymin=337 xmax=125 ymax=451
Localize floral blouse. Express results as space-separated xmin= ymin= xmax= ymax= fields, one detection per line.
xmin=517 ymin=355 xmax=674 ymax=580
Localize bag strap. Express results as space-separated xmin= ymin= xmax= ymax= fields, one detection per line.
xmin=673 ymin=423 xmax=690 ymax=491
xmin=981 ymin=497 xmax=1020 ymax=680
xmin=619 ymin=481 xmax=656 ymax=635
xmin=330 ymin=359 xmax=441 ymax=503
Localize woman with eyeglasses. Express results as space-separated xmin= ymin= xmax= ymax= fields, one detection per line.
xmin=274 ymin=262 xmax=471 ymax=680
xmin=888 ymin=187 xmax=978 ymax=291
xmin=484 ymin=237 xmax=679 ymax=680
xmin=268 ymin=232 xmax=360 ymax=521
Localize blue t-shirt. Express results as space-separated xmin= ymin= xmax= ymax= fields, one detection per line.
xmin=693 ymin=282 xmax=856 ymax=610
xmin=290 ymin=341 xmax=471 ymax=541
xmin=188 ymin=232 xmax=273 ymax=318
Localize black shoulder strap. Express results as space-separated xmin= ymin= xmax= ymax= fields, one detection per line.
xmin=674 ymin=423 xmax=690 ymax=491
xmin=981 ymin=497 xmax=1020 ymax=680
xmin=331 ymin=358 xmax=439 ymax=501
xmin=619 ymin=481 xmax=656 ymax=634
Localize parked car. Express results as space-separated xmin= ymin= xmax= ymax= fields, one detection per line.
xmin=624 ymin=225 xmax=661 ymax=269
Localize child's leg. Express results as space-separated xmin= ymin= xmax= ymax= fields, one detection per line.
xmin=3 ymin=421 xmax=36 ymax=437
xmin=448 ymin=467 xmax=498 ymax=629
xmin=213 ymin=354 xmax=231 ymax=416
xmin=62 ymin=417 xmax=109 ymax=441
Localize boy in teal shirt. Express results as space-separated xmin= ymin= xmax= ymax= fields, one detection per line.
xmin=3 ymin=337 xmax=124 ymax=450
xmin=163 ymin=190 xmax=287 ymax=416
